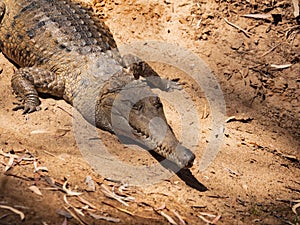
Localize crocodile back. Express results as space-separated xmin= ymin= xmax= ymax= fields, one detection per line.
xmin=0 ymin=0 xmax=118 ymax=65
xmin=0 ymin=0 xmax=124 ymax=102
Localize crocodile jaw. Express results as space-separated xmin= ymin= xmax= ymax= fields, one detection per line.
xmin=131 ymin=127 xmax=195 ymax=168
xmin=128 ymin=95 xmax=195 ymax=169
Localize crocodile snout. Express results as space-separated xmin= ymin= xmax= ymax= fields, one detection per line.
xmin=175 ymin=145 xmax=195 ymax=168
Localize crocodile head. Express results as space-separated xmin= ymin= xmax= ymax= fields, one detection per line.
xmin=99 ymin=79 xmax=195 ymax=169
xmin=127 ymin=95 xmax=195 ymax=168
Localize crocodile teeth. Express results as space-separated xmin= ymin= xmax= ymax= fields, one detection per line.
xmin=131 ymin=127 xmax=173 ymax=156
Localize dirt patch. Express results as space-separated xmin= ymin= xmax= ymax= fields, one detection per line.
xmin=0 ymin=0 xmax=299 ymax=224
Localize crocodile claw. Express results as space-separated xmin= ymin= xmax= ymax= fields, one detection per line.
xmin=13 ymin=102 xmax=41 ymax=114
xmin=165 ymin=80 xmax=182 ymax=92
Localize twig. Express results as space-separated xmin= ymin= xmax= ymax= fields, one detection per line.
xmin=62 ymin=181 xmax=82 ymax=196
xmin=0 ymin=205 xmax=25 ymax=220
xmin=160 ymin=211 xmax=178 ymax=225
xmin=198 ymin=215 xmax=213 ymax=224
xmin=102 ymin=201 xmax=134 ymax=216
xmin=172 ymin=210 xmax=186 ymax=225
xmin=63 ymin=206 xmax=87 ymax=225
xmin=77 ymin=196 xmax=98 ymax=210
xmin=43 ymin=150 xmax=66 ymax=161
xmin=87 ymin=212 xmax=120 ymax=223
xmin=261 ymin=43 xmax=281 ymax=57
xmin=224 ymin=18 xmax=251 ymax=38
xmin=198 ymin=212 xmax=221 ymax=224
xmin=56 ymin=105 xmax=73 ymax=118
xmin=63 ymin=195 xmax=85 ymax=216
xmin=100 ymin=184 xmax=129 ymax=207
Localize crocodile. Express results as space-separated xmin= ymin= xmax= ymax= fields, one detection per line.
xmin=0 ymin=0 xmax=195 ymax=168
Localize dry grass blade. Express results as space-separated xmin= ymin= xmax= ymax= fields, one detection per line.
xmin=77 ymin=196 xmax=98 ymax=210
xmin=43 ymin=150 xmax=66 ymax=161
xmin=172 ymin=210 xmax=186 ymax=225
xmin=242 ymin=14 xmax=272 ymax=19
xmin=33 ymin=161 xmax=48 ymax=172
xmin=223 ymin=18 xmax=251 ymax=38
xmin=100 ymin=184 xmax=129 ymax=207
xmin=211 ymin=214 xmax=222 ymax=224
xmin=63 ymin=206 xmax=87 ymax=225
xmin=88 ymin=212 xmax=120 ymax=223
xmin=0 ymin=214 xmax=9 ymax=220
xmin=292 ymin=202 xmax=300 ymax=214
xmin=0 ymin=205 xmax=25 ymax=220
xmin=261 ymin=43 xmax=281 ymax=57
xmin=270 ymin=64 xmax=292 ymax=69
xmin=102 ymin=201 xmax=135 ymax=216
xmin=160 ymin=211 xmax=178 ymax=225
xmin=0 ymin=150 xmax=36 ymax=168
xmin=198 ymin=212 xmax=221 ymax=224
xmin=30 ymin=129 xmax=50 ymax=134
xmin=198 ymin=215 xmax=213 ymax=223
xmin=63 ymin=195 xmax=85 ymax=217
xmin=199 ymin=212 xmax=217 ymax=218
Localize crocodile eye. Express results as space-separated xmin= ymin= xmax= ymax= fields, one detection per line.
xmin=153 ymin=97 xmax=162 ymax=108
xmin=132 ymin=102 xmax=144 ymax=112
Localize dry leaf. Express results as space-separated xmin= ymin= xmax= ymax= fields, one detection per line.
xmin=29 ymin=185 xmax=43 ymax=196
xmin=292 ymin=0 xmax=300 ymax=17
xmin=5 ymin=156 xmax=15 ymax=172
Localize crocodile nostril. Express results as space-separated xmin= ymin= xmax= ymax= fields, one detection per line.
xmin=185 ymin=150 xmax=195 ymax=168
xmin=175 ymin=145 xmax=195 ymax=168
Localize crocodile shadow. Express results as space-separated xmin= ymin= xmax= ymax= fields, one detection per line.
xmin=119 ymin=135 xmax=208 ymax=192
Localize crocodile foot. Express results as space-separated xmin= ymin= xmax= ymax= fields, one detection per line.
xmin=12 ymin=98 xmax=41 ymax=114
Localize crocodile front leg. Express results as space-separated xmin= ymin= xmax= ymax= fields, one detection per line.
xmin=123 ymin=54 xmax=180 ymax=91
xmin=0 ymin=1 xmax=5 ymax=20
xmin=11 ymin=67 xmax=65 ymax=113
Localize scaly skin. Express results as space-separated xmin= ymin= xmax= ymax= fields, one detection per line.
xmin=0 ymin=0 xmax=195 ymax=169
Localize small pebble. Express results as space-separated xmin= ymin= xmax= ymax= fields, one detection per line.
xmin=85 ymin=175 xmax=96 ymax=192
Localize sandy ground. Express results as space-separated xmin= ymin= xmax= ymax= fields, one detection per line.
xmin=0 ymin=0 xmax=299 ymax=224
